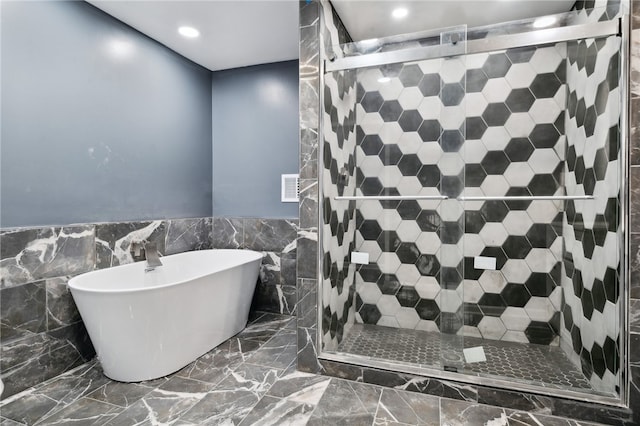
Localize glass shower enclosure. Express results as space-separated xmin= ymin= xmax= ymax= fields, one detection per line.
xmin=318 ymin=5 xmax=628 ymax=405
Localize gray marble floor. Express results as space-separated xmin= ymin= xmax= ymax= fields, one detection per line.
xmin=0 ymin=313 xmax=605 ymax=426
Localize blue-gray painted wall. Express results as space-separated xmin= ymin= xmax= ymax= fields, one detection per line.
xmin=211 ymin=61 xmax=299 ymax=218
xmin=1 ymin=1 xmax=213 ymax=228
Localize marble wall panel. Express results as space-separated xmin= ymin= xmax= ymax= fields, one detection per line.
xmin=46 ymin=277 xmax=81 ymax=330
xmin=95 ymin=220 xmax=166 ymax=269
xmin=0 ymin=226 xmax=95 ymax=288
xmin=0 ymin=281 xmax=46 ymax=342
xmin=165 ymin=217 xmax=213 ymax=255
xmin=212 ymin=217 xmax=299 ymax=315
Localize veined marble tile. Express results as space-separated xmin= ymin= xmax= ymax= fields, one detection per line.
xmin=245 ymin=333 xmax=298 ymax=370
xmin=299 ymin=179 xmax=319 ymax=230
xmin=0 ymin=361 xmax=108 ymax=423
xmin=0 ymin=393 xmax=60 ymax=425
xmin=85 ymin=382 xmax=154 ymax=408
xmin=237 ymin=395 xmax=315 ymax=426
xmin=253 ymin=283 xmax=297 ymax=316
xmin=281 ymin=254 xmax=297 ymax=287
xmin=94 ymin=220 xmax=165 ymax=269
xmin=0 ymin=226 xmax=95 ymax=288
xmin=259 ymin=251 xmax=282 ymax=286
xmin=178 ymin=388 xmax=261 ymax=425
xmin=107 ymin=377 xmax=210 ymax=425
xmin=244 ymin=219 xmax=299 ymax=252
xmin=212 ymin=217 xmax=244 ymax=249
xmin=375 ymin=388 xmax=440 ymax=425
xmin=266 ymin=371 xmax=331 ymax=405
xmin=440 ymin=399 xmax=507 ymax=426
xmin=0 ymin=331 xmax=93 ymax=399
xmin=165 ymin=217 xmax=212 ymax=255
xmin=34 ymin=397 xmax=120 ymax=425
xmin=0 ymin=282 xmax=46 ymax=342
xmin=300 ymin=128 xmax=319 ymax=179
xmin=297 ymin=326 xmax=324 ymax=374
xmin=631 ymin=300 xmax=640 ymax=334
xmin=177 ymin=338 xmax=261 ymax=384
xmin=180 ymin=363 xmax=280 ymax=425
xmin=45 ymin=277 xmax=80 ymax=330
xmin=296 ymin=229 xmax=318 ymax=279
xmin=308 ymin=378 xmax=381 ymax=424
xmin=238 ymin=314 xmax=295 ymax=343
xmin=503 ymin=410 xmax=605 ymax=426
xmin=213 ymin=363 xmax=281 ymax=396
xmin=0 ymin=417 xmax=25 ymax=426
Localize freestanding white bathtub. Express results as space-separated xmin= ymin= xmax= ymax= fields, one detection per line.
xmin=68 ymin=249 xmax=263 ymax=382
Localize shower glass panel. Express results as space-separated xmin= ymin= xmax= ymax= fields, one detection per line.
xmin=319 ymin=5 xmax=625 ymax=404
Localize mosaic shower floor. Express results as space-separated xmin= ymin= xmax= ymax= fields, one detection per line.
xmin=337 ymin=324 xmax=594 ymax=392
xmin=0 ymin=313 xmax=605 ymax=426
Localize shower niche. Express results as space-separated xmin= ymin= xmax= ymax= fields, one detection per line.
xmin=318 ymin=3 xmax=628 ymax=405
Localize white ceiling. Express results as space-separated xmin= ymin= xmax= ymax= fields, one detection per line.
xmin=87 ymin=0 xmax=576 ymax=72
xmin=87 ymin=0 xmax=300 ymax=72
xmin=332 ymin=1 xmax=577 ymax=42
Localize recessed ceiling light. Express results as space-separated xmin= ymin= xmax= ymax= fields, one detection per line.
xmin=533 ymin=16 xmax=557 ymax=29
xmin=178 ymin=26 xmax=200 ymax=38
xmin=392 ymin=8 xmax=408 ymax=19
xmin=378 ymin=77 xmax=391 ymax=83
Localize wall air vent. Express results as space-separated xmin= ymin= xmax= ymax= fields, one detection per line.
xmin=281 ymin=174 xmax=299 ymax=202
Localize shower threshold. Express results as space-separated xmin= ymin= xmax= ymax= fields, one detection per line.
xmin=335 ymin=324 xmax=600 ymax=395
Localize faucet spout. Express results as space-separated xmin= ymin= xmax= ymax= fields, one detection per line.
xmin=143 ymin=241 xmax=163 ymax=272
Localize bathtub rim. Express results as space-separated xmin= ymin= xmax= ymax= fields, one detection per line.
xmin=68 ymin=248 xmax=263 ymax=294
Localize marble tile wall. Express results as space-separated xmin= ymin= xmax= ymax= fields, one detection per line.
xmin=298 ymin=0 xmax=640 ymax=423
xmin=0 ymin=217 xmax=212 ymax=399
xmin=212 ymin=217 xmax=299 ymax=316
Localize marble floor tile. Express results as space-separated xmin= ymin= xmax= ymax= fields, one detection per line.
xmin=105 ymin=377 xmax=210 ymax=425
xmin=246 ymin=333 xmax=298 ymax=370
xmin=35 ymin=397 xmax=120 ymax=425
xmin=307 ymin=378 xmax=382 ymax=425
xmin=176 ymin=337 xmax=261 ymax=384
xmin=238 ymin=395 xmax=315 ymax=425
xmin=375 ymin=388 xmax=440 ymax=425
xmin=86 ymin=381 xmax=154 ymax=408
xmin=0 ymin=314 xmax=613 ymax=426
xmin=265 ymin=370 xmax=331 ymax=405
xmin=0 ymin=417 xmax=24 ymax=426
xmin=440 ymin=399 xmax=507 ymax=426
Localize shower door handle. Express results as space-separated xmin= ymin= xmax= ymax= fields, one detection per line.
xmin=334 ymin=195 xmax=449 ymax=201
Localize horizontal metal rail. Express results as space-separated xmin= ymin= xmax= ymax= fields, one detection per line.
xmin=458 ymin=195 xmax=595 ymax=201
xmin=334 ymin=195 xmax=594 ymax=201
xmin=325 ymin=19 xmax=619 ymax=73
xmin=333 ymin=195 xmax=449 ymax=201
